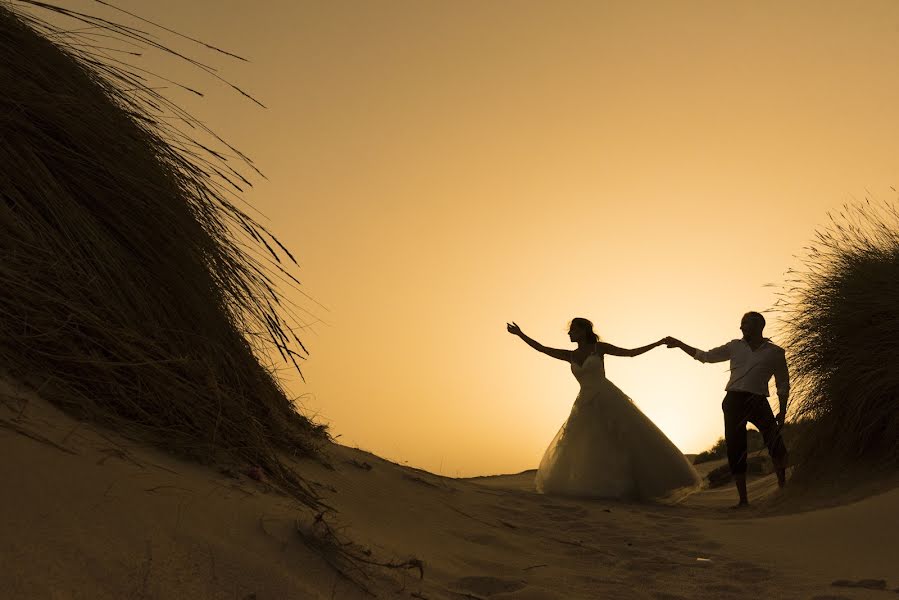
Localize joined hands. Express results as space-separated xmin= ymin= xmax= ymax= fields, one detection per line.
xmin=662 ymin=336 xmax=682 ymax=348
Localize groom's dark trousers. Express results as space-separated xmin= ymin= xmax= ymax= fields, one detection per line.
xmin=722 ymin=390 xmax=788 ymax=474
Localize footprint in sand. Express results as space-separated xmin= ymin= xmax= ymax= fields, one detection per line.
xmin=450 ymin=530 xmax=501 ymax=546
xmin=450 ymin=575 xmax=527 ymax=596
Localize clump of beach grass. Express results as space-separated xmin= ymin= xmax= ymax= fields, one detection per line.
xmin=0 ymin=2 xmax=325 ymax=507
xmin=777 ymin=199 xmax=899 ymax=473
xmin=0 ymin=3 xmax=433 ymax=592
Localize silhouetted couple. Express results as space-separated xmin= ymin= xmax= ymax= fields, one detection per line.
xmin=507 ymin=311 xmax=789 ymax=507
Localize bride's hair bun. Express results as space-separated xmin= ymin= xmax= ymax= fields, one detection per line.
xmin=570 ymin=317 xmax=600 ymax=343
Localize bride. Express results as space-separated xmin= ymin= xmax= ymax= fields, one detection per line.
xmin=507 ymin=318 xmax=700 ymax=500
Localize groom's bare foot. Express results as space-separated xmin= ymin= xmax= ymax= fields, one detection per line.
xmin=730 ymin=501 xmax=750 ymax=510
xmin=732 ymin=474 xmax=749 ymax=509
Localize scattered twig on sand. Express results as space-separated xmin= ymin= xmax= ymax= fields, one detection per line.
xmin=346 ymin=458 xmax=372 ymax=471
xmin=87 ymin=427 xmax=147 ymax=466
xmin=472 ymin=489 xmax=505 ymax=497
xmin=97 ymin=446 xmax=143 ymax=468
xmin=449 ymin=591 xmax=487 ymax=600
xmin=0 ymin=417 xmax=78 ymax=455
xmin=144 ymin=459 xmax=180 ymax=475
xmin=446 ymin=505 xmax=515 ymax=531
xmin=547 ymin=536 xmax=615 ymax=557
xmin=144 ymin=485 xmax=191 ymax=494
xmin=403 ymin=473 xmax=441 ymax=489
xmin=60 ymin=421 xmax=84 ymax=445
xmin=294 ymin=512 xmax=424 ymax=597
xmin=310 ymin=480 xmax=337 ymax=493
xmin=523 ymin=563 xmax=548 ymax=571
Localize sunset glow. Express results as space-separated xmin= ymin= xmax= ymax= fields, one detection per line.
xmin=85 ymin=0 xmax=899 ymax=476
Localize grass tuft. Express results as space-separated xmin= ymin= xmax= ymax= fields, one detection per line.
xmin=0 ymin=2 xmax=326 ymax=508
xmin=775 ymin=199 xmax=899 ymax=472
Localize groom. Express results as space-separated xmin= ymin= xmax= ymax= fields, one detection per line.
xmin=664 ymin=311 xmax=789 ymax=508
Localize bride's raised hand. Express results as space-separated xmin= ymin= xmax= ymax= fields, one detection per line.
xmin=506 ymin=322 xmax=522 ymax=336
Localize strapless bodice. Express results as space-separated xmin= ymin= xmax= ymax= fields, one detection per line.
xmin=570 ymin=353 xmax=606 ymax=382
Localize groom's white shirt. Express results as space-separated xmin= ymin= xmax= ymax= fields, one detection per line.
xmin=693 ymin=338 xmax=790 ymax=401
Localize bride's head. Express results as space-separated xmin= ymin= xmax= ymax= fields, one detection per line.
xmin=568 ymin=317 xmax=600 ymax=344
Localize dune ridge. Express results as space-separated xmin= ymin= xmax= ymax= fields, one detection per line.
xmin=4 ymin=379 xmax=897 ymax=600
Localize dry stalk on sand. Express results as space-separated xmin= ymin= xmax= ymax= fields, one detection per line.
xmin=776 ymin=199 xmax=899 ymax=472
xmin=296 ymin=512 xmax=425 ymax=597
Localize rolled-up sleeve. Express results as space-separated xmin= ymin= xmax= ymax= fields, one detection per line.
xmin=774 ymin=349 xmax=790 ymax=400
xmin=693 ymin=341 xmax=733 ymax=363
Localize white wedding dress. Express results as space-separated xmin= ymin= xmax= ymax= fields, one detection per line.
xmin=535 ymin=352 xmax=700 ymax=500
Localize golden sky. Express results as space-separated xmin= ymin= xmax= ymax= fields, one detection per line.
xmin=56 ymin=1 xmax=899 ymax=476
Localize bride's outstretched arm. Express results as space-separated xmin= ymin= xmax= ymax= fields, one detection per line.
xmin=598 ymin=339 xmax=665 ymax=357
xmin=507 ymin=322 xmax=572 ymax=362
xmin=663 ymin=337 xmax=699 ymax=358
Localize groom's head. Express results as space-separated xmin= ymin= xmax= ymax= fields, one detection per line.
xmin=740 ymin=311 xmax=766 ymax=340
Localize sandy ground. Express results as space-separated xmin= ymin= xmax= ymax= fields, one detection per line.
xmin=2 ymin=380 xmax=897 ymax=599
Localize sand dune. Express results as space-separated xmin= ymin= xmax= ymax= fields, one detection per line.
xmin=2 ymin=380 xmax=897 ymax=599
